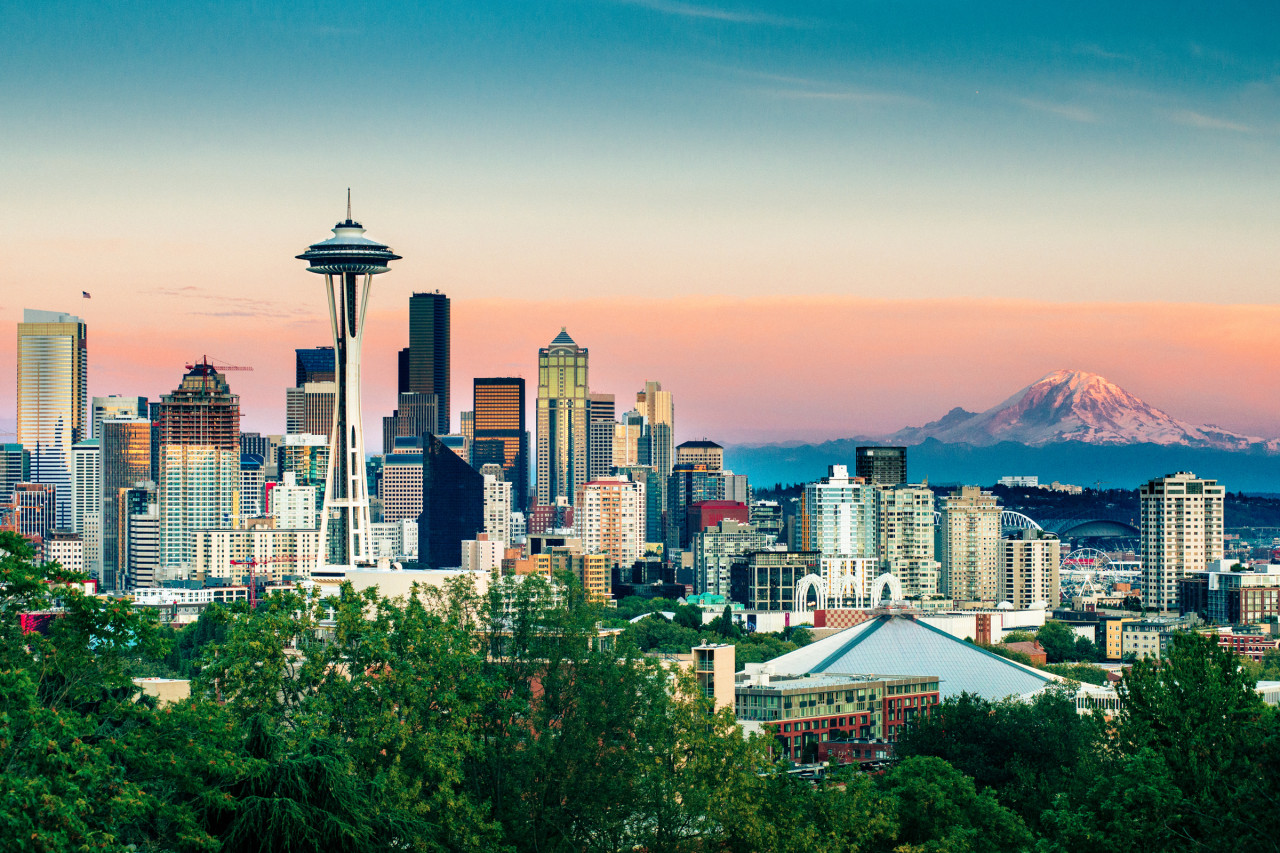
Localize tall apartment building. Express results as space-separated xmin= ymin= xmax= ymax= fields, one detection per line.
xmin=587 ymin=392 xmax=616 ymax=482
xmin=71 ymin=439 xmax=101 ymax=576
xmin=404 ymin=292 xmax=451 ymax=435
xmin=616 ymin=465 xmax=665 ymax=546
xmin=800 ymin=465 xmax=876 ymax=559
xmin=676 ymin=440 xmax=724 ymax=471
xmin=666 ymin=464 xmax=723 ymax=554
xmin=191 ymin=524 xmax=320 ymax=585
xmin=536 ymin=329 xmax=589 ymax=507
xmin=1140 ymin=471 xmax=1225 ymax=611
xmin=482 ymin=471 xmax=513 ymax=542
xmin=999 ymin=529 xmax=1061 ymax=609
xmin=270 ymin=472 xmax=318 ymax=530
xmin=45 ymin=530 xmax=84 ymax=574
xmin=875 ymin=484 xmax=939 ymax=599
xmin=239 ymin=454 xmax=266 ymax=519
xmin=17 ymin=310 xmax=87 ymax=529
xmin=692 ymin=519 xmax=766 ymax=596
xmin=14 ymin=482 xmax=57 ymax=545
xmin=474 ymin=378 xmax=528 ymax=511
xmin=574 ymin=475 xmax=645 ymax=569
xmin=855 ymin=446 xmax=907 ymax=486
xmin=157 ymin=362 xmax=240 ymax=573
xmin=936 ymin=486 xmax=1001 ymax=604
xmin=100 ymin=418 xmax=151 ymax=590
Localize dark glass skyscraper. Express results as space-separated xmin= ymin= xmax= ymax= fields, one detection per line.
xmin=473 ymin=378 xmax=527 ymax=511
xmin=855 ymin=446 xmax=907 ymax=486
xmin=418 ymin=432 xmax=482 ymax=569
xmin=295 ymin=347 xmax=335 ymax=386
xmin=407 ymin=292 xmax=450 ymax=435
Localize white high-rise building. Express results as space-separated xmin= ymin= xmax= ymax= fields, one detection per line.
xmin=461 ymin=533 xmax=505 ymax=573
xmin=239 ymin=455 xmax=266 ymax=519
xmin=270 ymin=472 xmax=318 ymax=530
xmin=71 ymin=439 xmax=102 ymax=577
xmin=1140 ymin=471 xmax=1225 ymax=611
xmin=159 ymin=445 xmax=239 ymax=570
xmin=574 ymin=475 xmax=645 ymax=568
xmin=875 ymin=484 xmax=940 ymax=599
xmin=800 ymin=465 xmax=875 ymax=559
xmin=999 ymin=529 xmax=1061 ymax=609
xmin=482 ymin=473 xmax=513 ymax=542
xmin=17 ymin=310 xmax=87 ymax=529
xmin=127 ymin=501 xmax=160 ymax=589
xmin=936 ymin=486 xmax=1001 ymax=604
xmin=45 ymin=531 xmax=84 ymax=574
xmin=379 ymin=452 xmax=424 ymax=523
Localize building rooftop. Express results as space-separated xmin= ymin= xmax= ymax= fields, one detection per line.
xmin=678 ymin=440 xmax=723 ymax=449
xmin=761 ymin=614 xmax=1054 ymax=700
xmin=550 ymin=327 xmax=576 ymax=346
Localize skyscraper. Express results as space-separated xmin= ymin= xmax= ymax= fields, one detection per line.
xmin=382 ymin=391 xmax=438 ymax=452
xmin=574 ymin=475 xmax=645 ymax=569
xmin=418 ymin=432 xmax=483 ymax=570
xmin=407 ymin=292 xmax=450 ymax=435
xmin=91 ymin=396 xmax=147 ymax=442
xmin=636 ymin=380 xmax=674 ymax=479
xmin=17 ymin=309 xmax=87 ymax=529
xmin=855 ymin=446 xmax=907 ymax=486
xmin=474 ymin=377 xmax=528 ymax=511
xmin=71 ymin=439 xmax=102 ymax=578
xmin=1140 ymin=471 xmax=1225 ymax=611
xmin=875 ymin=484 xmax=939 ymax=599
xmin=587 ymin=392 xmax=616 ymax=482
xmin=157 ymin=361 xmax=241 ymax=573
xmin=1000 ymin=529 xmax=1061 ymax=609
xmin=536 ymin=329 xmax=589 ymax=508
xmin=100 ymin=418 xmax=151 ymax=590
xmin=297 ymin=201 xmax=401 ymax=567
xmin=0 ymin=444 xmax=30 ymax=504
xmin=295 ymin=346 xmax=336 ymax=386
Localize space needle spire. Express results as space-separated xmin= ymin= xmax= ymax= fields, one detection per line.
xmin=297 ymin=198 xmax=401 ymax=568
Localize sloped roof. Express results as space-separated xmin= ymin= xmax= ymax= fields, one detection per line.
xmin=550 ymin=327 xmax=576 ymax=346
xmin=763 ymin=615 xmax=1054 ymax=701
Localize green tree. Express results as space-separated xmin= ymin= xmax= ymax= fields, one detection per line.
xmin=1037 ymin=620 xmax=1085 ymax=663
xmin=881 ymin=756 xmax=1033 ymax=853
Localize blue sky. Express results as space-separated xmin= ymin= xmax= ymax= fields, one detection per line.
xmin=4 ymin=1 xmax=1280 ymax=441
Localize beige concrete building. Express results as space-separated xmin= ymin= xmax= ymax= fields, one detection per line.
xmin=875 ymin=484 xmax=939 ymax=599
xmin=936 ymin=486 xmax=1001 ymax=604
xmin=191 ymin=524 xmax=320 ymax=583
xmin=999 ymin=529 xmax=1061 ymax=609
xmin=1140 ymin=471 xmax=1225 ymax=611
xmin=676 ymin=440 xmax=724 ymax=472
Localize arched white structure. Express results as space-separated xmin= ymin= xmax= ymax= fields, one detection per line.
xmin=1001 ymin=510 xmax=1043 ymax=531
xmin=793 ymin=573 xmax=827 ymax=612
xmin=868 ymin=572 xmax=903 ymax=605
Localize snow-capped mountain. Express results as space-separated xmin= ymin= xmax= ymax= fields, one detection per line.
xmin=885 ymin=369 xmax=1277 ymax=451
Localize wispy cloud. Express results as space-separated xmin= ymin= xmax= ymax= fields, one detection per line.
xmin=1075 ymin=43 xmax=1136 ymax=63
xmin=619 ymin=0 xmax=806 ymax=27
xmin=1015 ymin=97 xmax=1099 ymax=124
xmin=758 ymin=86 xmax=924 ymax=106
xmin=1168 ymin=109 xmax=1252 ymax=132
xmin=145 ymin=286 xmax=305 ymax=317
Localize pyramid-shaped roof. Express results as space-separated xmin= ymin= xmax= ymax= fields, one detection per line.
xmin=765 ymin=615 xmax=1054 ymax=701
xmin=550 ymin=327 xmax=576 ymax=346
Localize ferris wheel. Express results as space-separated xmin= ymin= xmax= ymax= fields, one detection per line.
xmin=1061 ymin=548 xmax=1112 ymax=579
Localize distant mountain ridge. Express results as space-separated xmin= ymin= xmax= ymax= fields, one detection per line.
xmin=884 ymin=369 xmax=1278 ymax=452
xmin=724 ymin=370 xmax=1280 ymax=491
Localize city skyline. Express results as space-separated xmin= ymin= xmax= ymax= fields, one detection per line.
xmin=4 ymin=1 xmax=1279 ymax=445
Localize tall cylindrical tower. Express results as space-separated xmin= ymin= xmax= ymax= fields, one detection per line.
xmin=297 ymin=198 xmax=400 ymax=567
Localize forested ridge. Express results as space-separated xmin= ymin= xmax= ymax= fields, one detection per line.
xmin=3 ymin=530 xmax=1279 ymax=853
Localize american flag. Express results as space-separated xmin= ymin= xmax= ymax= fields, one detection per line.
xmin=82 ymin=291 xmax=91 ymax=298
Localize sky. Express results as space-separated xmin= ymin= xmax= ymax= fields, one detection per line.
xmin=3 ymin=1 xmax=1280 ymax=447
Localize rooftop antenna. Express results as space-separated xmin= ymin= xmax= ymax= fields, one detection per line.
xmin=346 ymin=188 xmax=352 ymax=221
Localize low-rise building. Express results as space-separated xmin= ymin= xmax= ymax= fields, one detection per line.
xmin=735 ymin=667 xmax=940 ymax=761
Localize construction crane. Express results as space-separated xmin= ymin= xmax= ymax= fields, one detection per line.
xmin=185 ymin=355 xmax=254 ymax=372
xmin=229 ymin=556 xmax=299 ymax=609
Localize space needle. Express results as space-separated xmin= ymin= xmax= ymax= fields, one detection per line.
xmin=297 ymin=193 xmax=401 ymax=568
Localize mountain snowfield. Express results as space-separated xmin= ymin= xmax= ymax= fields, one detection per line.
xmin=884 ymin=369 xmax=1279 ymax=451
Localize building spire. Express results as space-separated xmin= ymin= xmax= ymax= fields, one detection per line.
xmin=346 ymin=188 xmax=352 ymax=222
